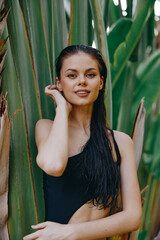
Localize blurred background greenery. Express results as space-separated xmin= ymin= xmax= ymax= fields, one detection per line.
xmin=0 ymin=0 xmax=160 ymax=239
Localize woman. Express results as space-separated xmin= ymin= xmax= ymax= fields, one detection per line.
xmin=24 ymin=45 xmax=142 ymax=240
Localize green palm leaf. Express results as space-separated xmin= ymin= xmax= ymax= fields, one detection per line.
xmin=111 ymin=0 xmax=155 ymax=86
xmin=2 ymin=32 xmax=42 ymax=239
xmin=142 ymin=115 xmax=160 ymax=179
xmin=41 ymin=0 xmax=68 ymax=81
xmin=68 ymin=0 xmax=93 ymax=46
xmin=89 ymin=0 xmax=112 ymax=126
xmin=132 ymin=50 xmax=160 ymax=120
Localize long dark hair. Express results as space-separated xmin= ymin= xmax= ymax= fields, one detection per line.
xmin=56 ymin=45 xmax=120 ymax=211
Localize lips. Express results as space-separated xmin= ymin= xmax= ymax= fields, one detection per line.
xmin=75 ymin=89 xmax=90 ymax=93
xmin=75 ymin=89 xmax=90 ymax=96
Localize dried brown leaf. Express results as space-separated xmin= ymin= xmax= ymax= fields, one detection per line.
xmin=0 ymin=96 xmax=10 ymax=240
xmin=0 ymin=7 xmax=10 ymax=37
xmin=131 ymin=98 xmax=146 ymax=168
xmin=0 ymin=37 xmax=8 ymax=55
xmin=0 ymin=0 xmax=4 ymax=11
xmin=0 ymin=49 xmax=7 ymax=73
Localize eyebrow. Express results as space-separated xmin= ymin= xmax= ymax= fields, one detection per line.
xmin=65 ymin=68 xmax=97 ymax=72
xmin=65 ymin=68 xmax=77 ymax=72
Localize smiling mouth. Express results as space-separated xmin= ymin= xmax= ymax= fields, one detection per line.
xmin=75 ymin=90 xmax=90 ymax=96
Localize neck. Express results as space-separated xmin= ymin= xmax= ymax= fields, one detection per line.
xmin=69 ymin=104 xmax=93 ymax=131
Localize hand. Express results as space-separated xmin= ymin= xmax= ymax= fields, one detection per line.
xmin=45 ymin=85 xmax=72 ymax=113
xmin=23 ymin=221 xmax=73 ymax=240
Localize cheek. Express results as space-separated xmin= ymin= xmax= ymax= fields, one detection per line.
xmin=92 ymin=81 xmax=102 ymax=99
xmin=92 ymin=81 xmax=101 ymax=93
xmin=60 ymin=79 xmax=71 ymax=91
xmin=90 ymin=85 xmax=100 ymax=101
xmin=60 ymin=82 xmax=73 ymax=100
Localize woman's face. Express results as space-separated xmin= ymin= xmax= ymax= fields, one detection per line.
xmin=56 ymin=52 xmax=104 ymax=107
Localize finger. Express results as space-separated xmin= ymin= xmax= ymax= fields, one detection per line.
xmin=31 ymin=222 xmax=47 ymax=229
xmin=23 ymin=230 xmax=40 ymax=240
xmin=46 ymin=85 xmax=57 ymax=90
xmin=50 ymin=85 xmax=58 ymax=90
xmin=45 ymin=87 xmax=58 ymax=94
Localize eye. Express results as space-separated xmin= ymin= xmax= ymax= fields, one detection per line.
xmin=67 ymin=74 xmax=77 ymax=79
xmin=86 ymin=73 xmax=96 ymax=78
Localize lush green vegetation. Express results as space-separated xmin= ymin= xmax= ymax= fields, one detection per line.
xmin=0 ymin=0 xmax=159 ymax=239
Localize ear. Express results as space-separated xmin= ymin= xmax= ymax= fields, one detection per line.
xmin=99 ymin=76 xmax=104 ymax=90
xmin=56 ymin=77 xmax=63 ymax=91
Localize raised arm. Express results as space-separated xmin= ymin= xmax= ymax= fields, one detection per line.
xmin=35 ymin=85 xmax=72 ymax=176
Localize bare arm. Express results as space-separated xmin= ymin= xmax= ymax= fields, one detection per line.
xmin=70 ymin=132 xmax=142 ymax=239
xmin=35 ymin=85 xmax=72 ymax=176
xmin=24 ymin=131 xmax=142 ymax=240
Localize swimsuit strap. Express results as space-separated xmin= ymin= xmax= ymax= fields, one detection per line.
xmin=110 ymin=129 xmax=121 ymax=165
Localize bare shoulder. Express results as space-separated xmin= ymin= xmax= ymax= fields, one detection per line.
xmin=35 ymin=119 xmax=53 ymax=148
xmin=113 ymin=130 xmax=133 ymax=144
xmin=112 ymin=130 xmax=135 ymax=158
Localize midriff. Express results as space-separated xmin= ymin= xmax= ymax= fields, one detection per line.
xmin=68 ymin=200 xmax=109 ymax=240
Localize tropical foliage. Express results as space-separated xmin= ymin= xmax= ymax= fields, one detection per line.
xmin=0 ymin=4 xmax=11 ymax=240
xmin=0 ymin=0 xmax=160 ymax=239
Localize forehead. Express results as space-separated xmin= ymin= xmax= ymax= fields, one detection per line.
xmin=61 ymin=52 xmax=99 ymax=71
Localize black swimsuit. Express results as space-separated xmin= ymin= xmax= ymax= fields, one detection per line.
xmin=43 ymin=129 xmax=121 ymax=224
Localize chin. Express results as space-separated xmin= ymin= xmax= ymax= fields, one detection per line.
xmin=65 ymin=95 xmax=98 ymax=106
xmin=70 ymin=100 xmax=95 ymax=108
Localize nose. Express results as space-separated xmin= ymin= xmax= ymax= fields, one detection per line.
xmin=78 ymin=74 xmax=87 ymax=85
